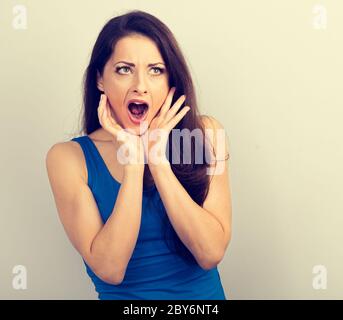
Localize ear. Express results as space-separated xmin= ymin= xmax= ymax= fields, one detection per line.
xmin=96 ymin=71 xmax=104 ymax=92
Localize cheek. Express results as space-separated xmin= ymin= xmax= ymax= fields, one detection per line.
xmin=150 ymin=91 xmax=168 ymax=115
xmin=156 ymin=91 xmax=169 ymax=108
xmin=104 ymin=96 xmax=125 ymax=123
xmin=106 ymin=92 xmax=124 ymax=110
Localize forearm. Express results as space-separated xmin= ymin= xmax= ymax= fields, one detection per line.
xmin=90 ymin=165 xmax=144 ymax=282
xmin=149 ymin=163 xmax=225 ymax=269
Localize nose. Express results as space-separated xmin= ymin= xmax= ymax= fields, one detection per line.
xmin=132 ymin=72 xmax=148 ymax=94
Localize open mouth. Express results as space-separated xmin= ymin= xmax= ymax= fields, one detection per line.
xmin=127 ymin=102 xmax=149 ymax=121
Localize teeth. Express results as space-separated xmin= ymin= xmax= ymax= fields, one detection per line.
xmin=131 ymin=101 xmax=147 ymax=106
xmin=129 ymin=100 xmax=147 ymax=103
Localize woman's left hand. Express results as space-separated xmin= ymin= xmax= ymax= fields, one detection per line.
xmin=141 ymin=87 xmax=190 ymax=167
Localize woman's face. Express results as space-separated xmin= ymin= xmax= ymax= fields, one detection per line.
xmin=97 ymin=34 xmax=170 ymax=135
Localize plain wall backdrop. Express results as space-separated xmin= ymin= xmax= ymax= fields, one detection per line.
xmin=0 ymin=0 xmax=342 ymax=299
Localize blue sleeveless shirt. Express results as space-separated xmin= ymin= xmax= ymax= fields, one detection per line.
xmin=71 ymin=135 xmax=226 ymax=300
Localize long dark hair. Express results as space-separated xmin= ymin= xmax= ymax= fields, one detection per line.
xmin=79 ymin=10 xmax=228 ymax=264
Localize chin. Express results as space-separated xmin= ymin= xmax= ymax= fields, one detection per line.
xmin=124 ymin=119 xmax=150 ymax=136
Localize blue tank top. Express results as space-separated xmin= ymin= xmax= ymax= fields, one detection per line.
xmin=71 ymin=135 xmax=227 ymax=300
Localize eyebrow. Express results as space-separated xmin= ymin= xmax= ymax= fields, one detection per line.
xmin=114 ymin=61 xmax=165 ymax=67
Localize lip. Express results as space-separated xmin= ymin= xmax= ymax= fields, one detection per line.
xmin=126 ymin=98 xmax=150 ymax=125
xmin=126 ymin=98 xmax=150 ymax=108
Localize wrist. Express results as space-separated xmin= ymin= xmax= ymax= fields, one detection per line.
xmin=148 ymin=159 xmax=171 ymax=173
xmin=124 ymin=164 xmax=145 ymax=173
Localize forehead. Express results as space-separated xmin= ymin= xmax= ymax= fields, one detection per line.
xmin=111 ymin=34 xmax=164 ymax=62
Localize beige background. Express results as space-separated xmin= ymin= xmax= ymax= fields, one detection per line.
xmin=0 ymin=0 xmax=342 ymax=299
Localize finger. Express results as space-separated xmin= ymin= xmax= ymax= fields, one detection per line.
xmin=163 ymin=94 xmax=186 ymax=125
xmin=105 ymin=100 xmax=118 ymax=127
xmin=97 ymin=94 xmax=103 ymax=115
xmin=155 ymin=87 xmax=178 ymax=127
xmin=101 ymin=102 xmax=110 ymax=129
xmin=98 ymin=94 xmax=107 ymax=116
xmin=101 ymin=96 xmax=110 ymax=128
xmin=159 ymin=86 xmax=176 ymax=118
xmin=104 ymin=98 xmax=124 ymax=132
xmin=165 ymin=106 xmax=190 ymax=131
xmin=98 ymin=94 xmax=106 ymax=126
xmin=104 ymin=106 xmax=120 ymax=137
xmin=101 ymin=99 xmax=120 ymax=137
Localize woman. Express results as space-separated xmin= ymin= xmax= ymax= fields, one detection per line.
xmin=46 ymin=10 xmax=232 ymax=300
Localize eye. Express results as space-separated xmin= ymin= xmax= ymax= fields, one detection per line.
xmin=151 ymin=67 xmax=165 ymax=75
xmin=115 ymin=66 xmax=165 ymax=75
xmin=115 ymin=66 xmax=131 ymax=74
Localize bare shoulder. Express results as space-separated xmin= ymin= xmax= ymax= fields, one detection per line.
xmin=199 ymin=114 xmax=230 ymax=162
xmin=45 ymin=140 xmax=87 ymax=183
xmin=199 ymin=114 xmax=225 ymax=130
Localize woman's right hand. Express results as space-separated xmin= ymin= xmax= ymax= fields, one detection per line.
xmin=97 ymin=94 xmax=145 ymax=168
